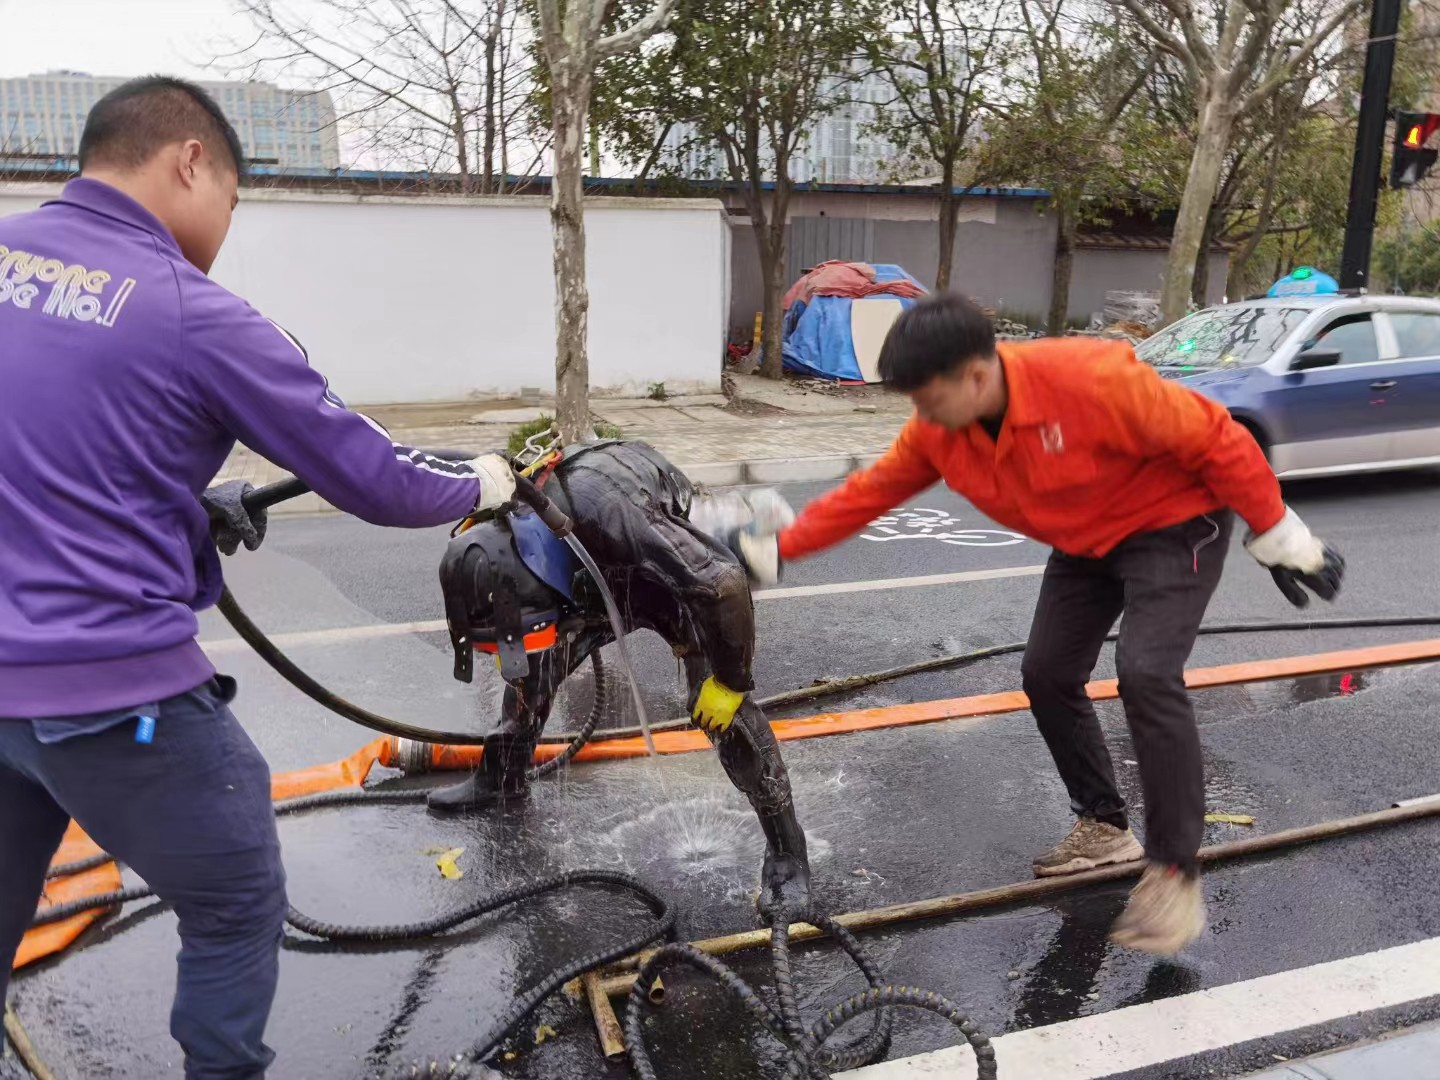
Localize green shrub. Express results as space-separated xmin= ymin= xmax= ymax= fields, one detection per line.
xmin=506 ymin=414 xmax=624 ymax=456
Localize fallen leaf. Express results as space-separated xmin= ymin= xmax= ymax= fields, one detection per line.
xmin=436 ymin=847 xmax=466 ymax=879
xmin=535 ymin=1024 xmax=558 ymax=1044
xmin=1205 ymin=813 xmax=1255 ymax=826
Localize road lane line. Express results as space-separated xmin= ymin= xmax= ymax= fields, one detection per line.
xmin=197 ymin=564 xmax=1048 ymax=654
xmin=838 ymin=935 xmax=1440 ymax=1079
xmin=755 ymin=564 xmax=1045 ymax=600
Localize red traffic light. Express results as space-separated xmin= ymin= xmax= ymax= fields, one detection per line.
xmin=1391 ymin=111 xmax=1440 ymax=188
xmin=1399 ymin=112 xmax=1440 ymax=148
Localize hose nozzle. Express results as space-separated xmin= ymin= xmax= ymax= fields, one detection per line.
xmin=512 ymin=472 xmax=572 ymax=537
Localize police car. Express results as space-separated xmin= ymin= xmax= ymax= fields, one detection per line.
xmin=1135 ymin=267 xmax=1440 ymax=478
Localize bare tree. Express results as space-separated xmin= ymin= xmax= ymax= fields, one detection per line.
xmin=869 ymin=1 xmax=1016 ymax=291
xmin=1111 ymin=0 xmax=1363 ymax=324
xmin=981 ymin=0 xmax=1154 ymax=331
xmin=533 ymin=0 xmax=675 ymax=440
xmin=227 ymin=0 xmax=539 ymax=191
xmin=596 ymin=0 xmax=881 ymax=379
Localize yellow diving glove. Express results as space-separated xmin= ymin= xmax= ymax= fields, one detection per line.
xmin=690 ymin=676 xmax=745 ymax=733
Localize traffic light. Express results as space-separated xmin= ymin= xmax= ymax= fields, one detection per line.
xmin=1390 ymin=111 xmax=1440 ymax=188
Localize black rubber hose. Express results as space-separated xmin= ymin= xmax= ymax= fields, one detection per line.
xmin=623 ymin=909 xmax=987 ymax=1080
xmin=44 ymin=851 xmax=115 ymax=880
xmin=31 ymin=800 xmax=674 ymax=1071
xmin=512 ymin=472 xmax=573 ymax=537
xmin=30 ymin=886 xmax=158 ymax=928
xmin=217 ymin=586 xmax=488 ymax=745
xmin=771 ymin=912 xmax=892 ymax=1074
xmin=787 ymin=984 xmax=998 ymax=1080
xmin=217 ymin=585 xmax=613 ymax=767
xmin=465 ymin=873 xmax=673 ymax=1062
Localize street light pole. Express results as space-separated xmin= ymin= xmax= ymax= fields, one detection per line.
xmin=1339 ymin=0 xmax=1403 ymax=291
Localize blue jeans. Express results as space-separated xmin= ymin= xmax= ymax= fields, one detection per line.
xmin=0 ymin=678 xmax=285 ymax=1079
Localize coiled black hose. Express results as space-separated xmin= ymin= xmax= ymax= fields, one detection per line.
xmin=31 ymin=796 xmax=675 ymax=1069
xmin=624 ymin=910 xmax=998 ymax=1080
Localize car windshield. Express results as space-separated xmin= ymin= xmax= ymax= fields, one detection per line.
xmin=1136 ymin=306 xmax=1310 ymax=371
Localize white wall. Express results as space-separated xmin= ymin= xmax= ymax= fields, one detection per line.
xmin=0 ymin=184 xmax=728 ymax=403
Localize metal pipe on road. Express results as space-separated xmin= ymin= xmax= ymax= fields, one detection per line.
xmin=580 ymin=794 xmax=1440 ymax=1001
xmin=582 ymin=971 xmax=627 ymax=1061
xmin=4 ymin=1005 xmax=57 ymax=1080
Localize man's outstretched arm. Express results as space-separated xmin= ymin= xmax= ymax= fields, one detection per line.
xmin=776 ymin=416 xmax=941 ymax=561
xmin=184 ymin=296 xmax=512 ymax=528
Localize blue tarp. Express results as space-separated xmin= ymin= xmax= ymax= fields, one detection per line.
xmin=780 ymin=264 xmax=926 ymax=380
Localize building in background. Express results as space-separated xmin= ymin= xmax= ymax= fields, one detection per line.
xmin=661 ymin=63 xmax=914 ymax=185
xmin=0 ymin=71 xmax=341 ymax=170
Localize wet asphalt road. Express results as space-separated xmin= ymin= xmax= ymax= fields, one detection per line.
xmin=10 ymin=468 xmax=1440 ymax=1079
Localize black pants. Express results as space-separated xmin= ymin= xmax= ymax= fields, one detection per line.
xmin=1021 ymin=511 xmax=1233 ymax=869
xmin=1 ymin=679 xmax=285 ymax=1079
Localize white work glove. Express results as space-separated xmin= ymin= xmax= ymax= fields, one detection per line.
xmin=467 ymin=452 xmax=517 ymax=512
xmin=728 ymin=528 xmax=781 ymax=587
xmin=688 ymin=487 xmax=793 ymax=587
xmin=1245 ymin=507 xmax=1345 ymax=608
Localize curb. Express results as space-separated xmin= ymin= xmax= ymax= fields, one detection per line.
xmin=265 ymin=453 xmax=882 ymax=515
xmin=682 ymin=452 xmax=883 ymax=489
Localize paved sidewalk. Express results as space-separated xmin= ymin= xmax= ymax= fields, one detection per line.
xmin=213 ymin=385 xmax=909 ymax=514
xmin=1241 ymin=1020 xmax=1440 ymax=1078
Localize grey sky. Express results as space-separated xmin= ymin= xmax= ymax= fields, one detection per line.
xmin=0 ymin=0 xmax=254 ymax=81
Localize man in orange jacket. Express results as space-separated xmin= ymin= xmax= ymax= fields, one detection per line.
xmin=730 ymin=292 xmax=1344 ymax=954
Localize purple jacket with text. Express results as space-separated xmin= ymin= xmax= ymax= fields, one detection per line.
xmin=0 ymin=178 xmax=485 ymax=717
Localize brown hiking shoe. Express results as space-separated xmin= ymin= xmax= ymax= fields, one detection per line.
xmin=1109 ymin=863 xmax=1206 ymax=955
xmin=1032 ymin=817 xmax=1144 ymax=877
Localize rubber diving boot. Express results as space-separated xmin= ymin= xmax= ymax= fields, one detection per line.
xmin=1109 ymin=863 xmax=1205 ymax=955
xmin=427 ymin=733 xmax=533 ymax=813
xmin=756 ymin=808 xmax=812 ymax=924
xmin=1032 ymin=817 xmax=1144 ymax=877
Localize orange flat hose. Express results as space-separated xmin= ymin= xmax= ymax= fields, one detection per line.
xmin=423 ymin=637 xmax=1440 ymax=763
xmin=20 ymin=637 xmax=1440 ymax=971
xmin=16 ymin=821 xmax=122 ymax=969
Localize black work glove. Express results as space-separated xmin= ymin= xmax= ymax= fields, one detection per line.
xmin=1246 ymin=507 xmax=1345 ymax=609
xmin=200 ymin=480 xmax=267 ymax=556
xmin=1268 ymin=545 xmax=1345 ymax=608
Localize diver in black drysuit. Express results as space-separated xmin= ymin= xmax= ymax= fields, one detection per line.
xmin=429 ymin=440 xmax=810 ymax=921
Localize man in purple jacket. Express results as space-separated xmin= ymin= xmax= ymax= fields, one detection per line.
xmin=0 ymin=77 xmax=515 ymax=1078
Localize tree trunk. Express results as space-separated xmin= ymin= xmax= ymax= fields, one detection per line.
xmin=1191 ymin=208 xmax=1217 ymax=307
xmin=1047 ymin=201 xmax=1076 ymax=336
xmin=551 ymin=88 xmax=592 ymax=443
xmin=1160 ymin=93 xmax=1236 ymax=325
xmin=755 ymin=210 xmax=788 ymax=380
xmin=482 ymin=7 xmax=499 ymax=195
xmin=935 ymin=163 xmax=958 ymax=291
xmin=455 ymin=116 xmax=474 ymax=195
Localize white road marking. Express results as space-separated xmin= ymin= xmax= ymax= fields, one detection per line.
xmin=198 ymin=564 xmax=1046 ymax=656
xmin=838 ymin=935 xmax=1440 ymax=1079
xmin=754 ymin=564 xmax=1045 ymax=600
